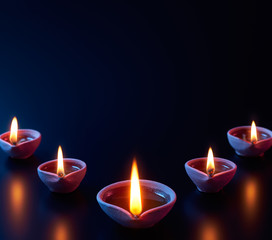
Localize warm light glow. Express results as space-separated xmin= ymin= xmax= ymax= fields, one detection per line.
xmin=200 ymin=220 xmax=219 ymax=240
xmin=130 ymin=159 xmax=142 ymax=216
xmin=5 ymin=175 xmax=30 ymax=237
xmin=206 ymin=147 xmax=215 ymax=177
xmin=54 ymin=221 xmax=69 ymax=240
xmin=10 ymin=177 xmax=25 ymax=221
xmin=245 ymin=179 xmax=257 ymax=210
xmin=251 ymin=121 xmax=258 ymax=143
xmin=57 ymin=146 xmax=65 ymax=177
xmin=9 ymin=117 xmax=18 ymax=145
xmin=244 ymin=177 xmax=259 ymax=223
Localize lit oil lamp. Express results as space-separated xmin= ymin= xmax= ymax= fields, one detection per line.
xmin=97 ymin=159 xmax=176 ymax=228
xmin=0 ymin=117 xmax=41 ymax=159
xmin=227 ymin=121 xmax=272 ymax=157
xmin=37 ymin=146 xmax=87 ymax=193
xmin=185 ymin=147 xmax=237 ymax=193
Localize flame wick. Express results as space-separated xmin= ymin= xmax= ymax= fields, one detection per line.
xmin=206 ymin=147 xmax=215 ymax=178
xmin=130 ymin=159 xmax=142 ymax=216
xmin=207 ymin=168 xmax=214 ymax=177
xmin=57 ymin=146 xmax=65 ymax=178
xmin=9 ymin=117 xmax=18 ymax=145
xmin=58 ymin=172 xmax=64 ymax=178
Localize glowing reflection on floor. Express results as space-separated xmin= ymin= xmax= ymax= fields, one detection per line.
xmin=199 ymin=219 xmax=221 ymax=240
xmin=47 ymin=217 xmax=75 ymax=240
xmin=243 ymin=176 xmax=259 ymax=224
xmin=54 ymin=220 xmax=69 ymax=240
xmin=4 ymin=174 xmax=31 ymax=237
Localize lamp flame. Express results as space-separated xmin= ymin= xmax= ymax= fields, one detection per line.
xmin=206 ymin=147 xmax=215 ymax=177
xmin=130 ymin=159 xmax=142 ymax=216
xmin=251 ymin=121 xmax=258 ymax=143
xmin=57 ymin=146 xmax=65 ymax=178
xmin=10 ymin=117 xmax=18 ymax=145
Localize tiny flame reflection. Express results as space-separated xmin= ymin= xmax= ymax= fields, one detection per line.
xmin=206 ymin=147 xmax=215 ymax=177
xmin=10 ymin=117 xmax=18 ymax=145
xmin=251 ymin=121 xmax=258 ymax=143
xmin=57 ymin=146 xmax=65 ymax=178
xmin=130 ymin=159 xmax=142 ymax=216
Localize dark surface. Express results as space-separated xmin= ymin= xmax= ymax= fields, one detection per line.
xmin=0 ymin=0 xmax=271 ymax=239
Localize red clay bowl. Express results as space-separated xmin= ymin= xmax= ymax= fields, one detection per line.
xmin=185 ymin=158 xmax=237 ymax=193
xmin=37 ymin=158 xmax=87 ymax=193
xmin=0 ymin=129 xmax=41 ymax=159
xmin=97 ymin=179 xmax=176 ymax=228
xmin=227 ymin=126 xmax=272 ymax=157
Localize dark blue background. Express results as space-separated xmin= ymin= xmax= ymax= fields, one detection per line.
xmin=1 ymin=1 xmax=271 ymax=240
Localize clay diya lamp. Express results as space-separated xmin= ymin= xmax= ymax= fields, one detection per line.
xmin=37 ymin=146 xmax=87 ymax=193
xmin=97 ymin=159 xmax=176 ymax=228
xmin=227 ymin=121 xmax=272 ymax=157
xmin=185 ymin=147 xmax=237 ymax=193
xmin=0 ymin=117 xmax=41 ymax=159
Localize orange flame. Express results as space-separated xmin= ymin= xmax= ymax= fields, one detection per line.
xmin=251 ymin=121 xmax=258 ymax=143
xmin=10 ymin=117 xmax=18 ymax=145
xmin=57 ymin=146 xmax=65 ymax=177
xmin=130 ymin=159 xmax=142 ymax=216
xmin=206 ymin=147 xmax=215 ymax=177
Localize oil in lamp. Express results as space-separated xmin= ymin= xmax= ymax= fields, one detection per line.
xmin=0 ymin=117 xmax=41 ymax=159
xmin=185 ymin=147 xmax=237 ymax=193
xmin=227 ymin=121 xmax=272 ymax=157
xmin=97 ymin=159 xmax=176 ymax=228
xmin=37 ymin=146 xmax=86 ymax=193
